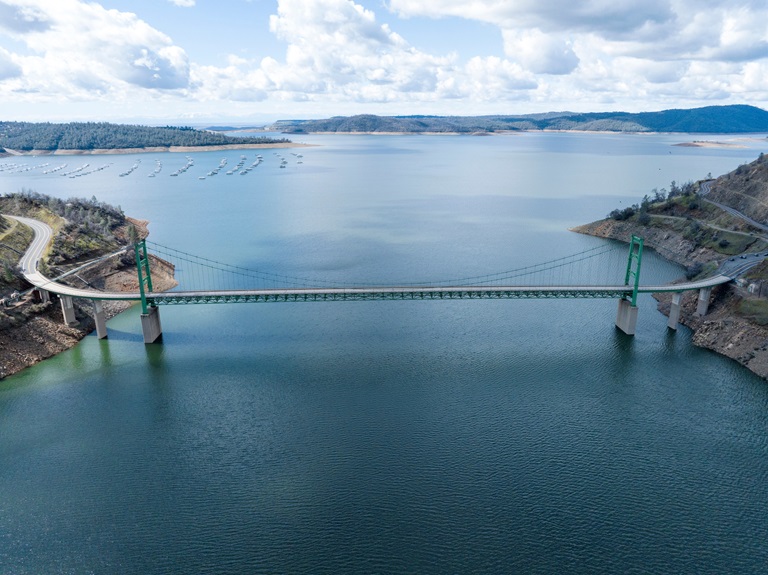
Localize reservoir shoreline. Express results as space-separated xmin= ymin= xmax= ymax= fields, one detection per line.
xmin=0 ymin=214 xmax=176 ymax=380
xmin=0 ymin=142 xmax=313 ymax=157
xmin=572 ymin=218 xmax=768 ymax=379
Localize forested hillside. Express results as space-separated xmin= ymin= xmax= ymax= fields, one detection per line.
xmin=274 ymin=105 xmax=768 ymax=134
xmin=0 ymin=189 xmax=127 ymax=263
xmin=0 ymin=122 xmax=290 ymax=151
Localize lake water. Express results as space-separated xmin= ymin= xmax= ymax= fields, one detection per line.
xmin=2 ymin=132 xmax=768 ymax=574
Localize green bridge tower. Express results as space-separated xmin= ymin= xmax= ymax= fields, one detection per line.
xmin=616 ymin=235 xmax=643 ymax=335
xmin=135 ymin=239 xmax=163 ymax=343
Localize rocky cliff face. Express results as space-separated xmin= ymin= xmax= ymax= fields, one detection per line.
xmin=571 ymin=218 xmax=720 ymax=268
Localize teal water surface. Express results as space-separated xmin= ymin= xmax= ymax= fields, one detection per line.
xmin=1 ymin=132 xmax=768 ymax=574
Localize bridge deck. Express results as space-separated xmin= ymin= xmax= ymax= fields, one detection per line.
xmin=6 ymin=215 xmax=733 ymax=305
xmin=146 ymin=276 xmax=732 ymax=305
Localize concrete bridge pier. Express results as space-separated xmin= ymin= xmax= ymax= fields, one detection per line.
xmin=696 ymin=287 xmax=712 ymax=317
xmin=667 ymin=292 xmax=683 ymax=330
xmin=59 ymin=295 xmax=77 ymax=326
xmin=140 ymin=306 xmax=163 ymax=344
xmin=615 ymin=298 xmax=639 ymax=335
xmin=35 ymin=289 xmax=50 ymax=303
xmin=92 ymin=300 xmax=107 ymax=339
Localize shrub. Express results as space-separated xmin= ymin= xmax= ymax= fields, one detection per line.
xmin=686 ymin=262 xmax=703 ymax=279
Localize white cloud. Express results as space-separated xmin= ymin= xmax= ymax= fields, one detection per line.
xmin=0 ymin=0 xmax=190 ymax=103
xmin=378 ymin=0 xmax=768 ymax=111
xmin=266 ymin=0 xmax=445 ymax=95
xmin=464 ymin=56 xmax=537 ymax=99
xmin=191 ymin=0 xmax=539 ymax=106
xmin=1 ymin=0 xmax=768 ymax=119
xmin=617 ymin=58 xmax=689 ymax=84
xmin=387 ymin=0 xmax=674 ymax=37
xmin=0 ymin=47 xmax=21 ymax=79
xmin=0 ymin=1 xmax=50 ymax=34
xmin=698 ymin=8 xmax=768 ymax=62
xmin=502 ymin=29 xmax=579 ymax=75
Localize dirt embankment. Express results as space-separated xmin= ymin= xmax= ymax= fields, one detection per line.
xmin=574 ymin=218 xmax=768 ymax=379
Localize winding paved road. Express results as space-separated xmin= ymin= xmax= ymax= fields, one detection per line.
xmin=700 ymin=179 xmax=768 ymax=233
xmin=7 ymin=215 xmax=143 ymax=301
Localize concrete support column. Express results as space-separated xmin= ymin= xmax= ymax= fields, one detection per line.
xmin=36 ymin=289 xmax=50 ymax=303
xmin=92 ymin=300 xmax=107 ymax=339
xmin=696 ymin=287 xmax=713 ymax=317
xmin=140 ymin=305 xmax=163 ymax=344
xmin=615 ymin=298 xmax=639 ymax=335
xmin=667 ymin=292 xmax=683 ymax=330
xmin=59 ymin=295 xmax=77 ymax=326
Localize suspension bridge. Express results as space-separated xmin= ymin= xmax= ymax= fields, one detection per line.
xmin=6 ymin=215 xmax=734 ymax=343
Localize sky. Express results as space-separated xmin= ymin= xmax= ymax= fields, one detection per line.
xmin=0 ymin=0 xmax=767 ymax=123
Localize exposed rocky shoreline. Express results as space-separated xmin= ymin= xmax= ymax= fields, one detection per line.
xmin=0 ymin=254 xmax=177 ymax=380
xmin=572 ymin=219 xmax=768 ymax=379
xmin=0 ymin=210 xmax=177 ymax=381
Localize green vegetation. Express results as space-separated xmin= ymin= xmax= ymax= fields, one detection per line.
xmin=273 ymin=105 xmax=768 ymax=134
xmin=1 ymin=190 xmax=133 ymax=333
xmin=705 ymin=152 xmax=768 ymax=225
xmin=736 ymin=299 xmax=768 ymax=326
xmin=0 ymin=121 xmax=290 ymax=151
xmin=605 ymin=164 xmax=768 ymax=260
xmin=1 ymin=191 xmax=135 ymax=339
xmin=608 ymin=181 xmax=696 ymax=222
xmin=693 ymin=229 xmax=761 ymax=255
xmin=0 ymin=214 xmax=32 ymax=292
xmin=0 ymin=189 xmax=128 ymax=266
xmin=745 ymin=260 xmax=768 ymax=281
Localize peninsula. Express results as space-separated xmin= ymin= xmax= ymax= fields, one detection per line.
xmin=0 ymin=191 xmax=174 ymax=379
xmin=0 ymin=121 xmax=296 ymax=156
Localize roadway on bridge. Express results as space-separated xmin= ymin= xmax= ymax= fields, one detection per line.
xmin=8 ymin=215 xmax=143 ymax=301
xmin=5 ymin=214 xmax=734 ymax=304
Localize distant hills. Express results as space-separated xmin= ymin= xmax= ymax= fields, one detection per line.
xmin=1 ymin=106 xmax=766 ymax=154
xmin=0 ymin=122 xmax=289 ymax=153
xmin=272 ymin=105 xmax=768 ymax=134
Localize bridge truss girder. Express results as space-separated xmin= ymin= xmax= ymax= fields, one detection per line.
xmin=147 ymin=288 xmax=634 ymax=306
